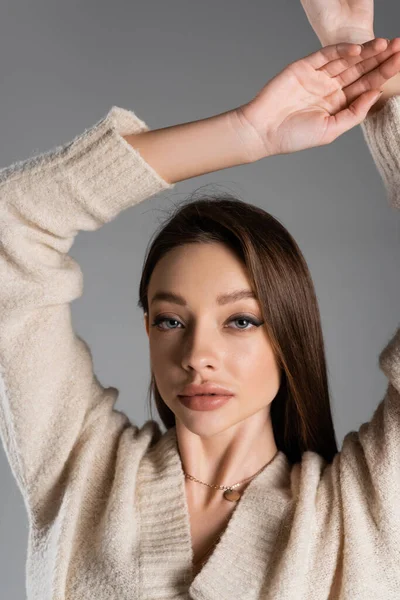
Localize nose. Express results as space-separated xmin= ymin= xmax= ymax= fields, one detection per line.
xmin=180 ymin=322 xmax=221 ymax=372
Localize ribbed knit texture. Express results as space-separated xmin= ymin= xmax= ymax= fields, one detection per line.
xmin=0 ymin=98 xmax=400 ymax=599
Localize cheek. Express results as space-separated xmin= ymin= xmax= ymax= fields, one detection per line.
xmin=148 ymin=344 xmax=168 ymax=380
xmin=231 ymin=339 xmax=280 ymax=393
xmin=148 ymin=341 xmax=180 ymax=400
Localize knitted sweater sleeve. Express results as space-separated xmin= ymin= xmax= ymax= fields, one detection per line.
xmin=0 ymin=106 xmax=175 ymax=519
xmin=337 ymin=96 xmax=400 ymax=558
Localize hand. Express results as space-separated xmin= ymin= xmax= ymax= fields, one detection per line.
xmin=300 ymin=0 xmax=374 ymax=46
xmin=234 ymin=38 xmax=400 ymax=158
xmin=299 ymin=0 xmax=400 ymax=117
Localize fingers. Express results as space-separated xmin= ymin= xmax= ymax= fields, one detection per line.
xmin=323 ymin=90 xmax=384 ymax=145
xmin=335 ymin=38 xmax=400 ymax=90
xmin=304 ymin=37 xmax=390 ymax=73
xmin=303 ymin=42 xmax=364 ymax=70
xmin=340 ymin=51 xmax=400 ymax=105
xmin=318 ymin=38 xmax=392 ymax=79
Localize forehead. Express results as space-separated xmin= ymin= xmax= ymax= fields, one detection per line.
xmin=148 ymin=243 xmax=255 ymax=306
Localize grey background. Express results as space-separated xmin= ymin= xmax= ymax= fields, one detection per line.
xmin=1 ymin=0 xmax=400 ymax=596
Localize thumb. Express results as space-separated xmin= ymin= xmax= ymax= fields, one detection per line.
xmin=324 ymin=90 xmax=384 ymax=143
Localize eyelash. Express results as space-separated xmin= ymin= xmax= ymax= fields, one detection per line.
xmin=150 ymin=314 xmax=263 ymax=332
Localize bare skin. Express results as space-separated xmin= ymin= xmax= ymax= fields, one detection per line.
xmin=300 ymin=0 xmax=400 ymax=114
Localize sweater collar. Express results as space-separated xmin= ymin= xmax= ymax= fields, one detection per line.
xmin=137 ymin=425 xmax=292 ymax=599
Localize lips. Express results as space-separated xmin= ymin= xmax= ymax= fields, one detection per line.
xmin=178 ymin=383 xmax=234 ymax=397
xmin=178 ymin=393 xmax=233 ymax=411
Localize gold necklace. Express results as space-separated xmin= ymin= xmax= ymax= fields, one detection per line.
xmin=183 ymin=450 xmax=278 ymax=502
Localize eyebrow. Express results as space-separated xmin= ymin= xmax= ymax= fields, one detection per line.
xmin=150 ymin=289 xmax=257 ymax=307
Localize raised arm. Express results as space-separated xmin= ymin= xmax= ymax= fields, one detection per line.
xmin=0 ymin=106 xmax=178 ymax=519
xmin=298 ymin=0 xmax=400 ymax=566
xmin=0 ymin=96 xmax=274 ymax=524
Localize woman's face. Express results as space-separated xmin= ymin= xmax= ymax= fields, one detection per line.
xmin=144 ymin=242 xmax=281 ymax=437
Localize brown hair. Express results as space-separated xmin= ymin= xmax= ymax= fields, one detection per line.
xmin=137 ymin=187 xmax=339 ymax=466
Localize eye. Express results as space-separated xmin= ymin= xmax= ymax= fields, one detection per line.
xmin=150 ymin=314 xmax=263 ymax=332
xmin=151 ymin=317 xmax=182 ymax=331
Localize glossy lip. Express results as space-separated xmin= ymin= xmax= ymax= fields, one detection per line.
xmin=178 ymin=383 xmax=234 ymax=397
xmin=178 ymin=394 xmax=233 ymax=411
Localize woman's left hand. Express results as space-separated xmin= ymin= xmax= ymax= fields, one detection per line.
xmin=235 ymin=37 xmax=400 ymax=158
xmin=300 ymin=0 xmax=374 ymax=46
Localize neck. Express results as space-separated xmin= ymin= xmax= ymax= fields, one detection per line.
xmin=175 ymin=412 xmax=278 ymax=511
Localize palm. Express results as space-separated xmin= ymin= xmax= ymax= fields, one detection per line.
xmin=301 ymin=0 xmax=374 ymax=45
xmin=240 ymin=38 xmax=400 ymax=156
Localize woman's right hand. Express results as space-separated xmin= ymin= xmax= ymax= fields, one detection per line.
xmin=234 ymin=37 xmax=400 ymax=158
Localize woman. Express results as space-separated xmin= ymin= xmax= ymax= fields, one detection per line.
xmin=0 ymin=2 xmax=400 ymax=599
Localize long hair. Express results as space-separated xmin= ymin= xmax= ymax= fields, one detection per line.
xmin=137 ymin=187 xmax=339 ymax=465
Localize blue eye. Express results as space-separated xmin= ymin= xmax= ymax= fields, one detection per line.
xmin=150 ymin=315 xmax=263 ymax=332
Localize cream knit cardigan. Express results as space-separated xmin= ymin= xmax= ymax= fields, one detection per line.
xmin=0 ymin=99 xmax=400 ymax=600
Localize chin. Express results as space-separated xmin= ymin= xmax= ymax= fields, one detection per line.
xmin=176 ymin=410 xmax=240 ymax=438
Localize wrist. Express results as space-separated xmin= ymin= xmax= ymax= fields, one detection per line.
xmin=230 ymin=106 xmax=274 ymax=162
xmin=320 ymin=27 xmax=375 ymax=46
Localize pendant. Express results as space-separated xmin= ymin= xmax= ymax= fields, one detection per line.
xmin=223 ymin=488 xmax=241 ymax=502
